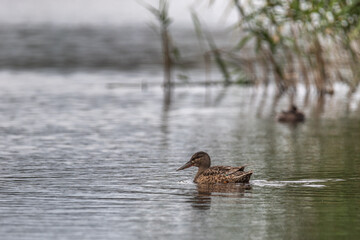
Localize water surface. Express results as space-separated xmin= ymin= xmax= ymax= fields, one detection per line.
xmin=0 ymin=72 xmax=359 ymax=240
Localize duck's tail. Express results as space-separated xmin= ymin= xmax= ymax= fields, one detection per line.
xmin=234 ymin=171 xmax=253 ymax=183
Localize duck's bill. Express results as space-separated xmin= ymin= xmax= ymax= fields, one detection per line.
xmin=176 ymin=161 xmax=193 ymax=171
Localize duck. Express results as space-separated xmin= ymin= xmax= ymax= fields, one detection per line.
xmin=177 ymin=151 xmax=253 ymax=184
xmin=277 ymin=105 xmax=305 ymax=122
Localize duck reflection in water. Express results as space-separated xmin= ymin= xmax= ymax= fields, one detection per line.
xmin=189 ymin=183 xmax=251 ymax=210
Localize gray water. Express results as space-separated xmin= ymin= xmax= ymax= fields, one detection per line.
xmin=0 ymin=72 xmax=360 ymax=240
xmin=0 ymin=24 xmax=232 ymax=72
xmin=0 ymin=8 xmax=360 ymax=239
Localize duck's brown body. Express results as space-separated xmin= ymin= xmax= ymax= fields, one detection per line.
xmin=277 ymin=105 xmax=305 ymax=123
xmin=177 ymin=152 xmax=252 ymax=184
xmin=194 ymin=166 xmax=252 ymax=184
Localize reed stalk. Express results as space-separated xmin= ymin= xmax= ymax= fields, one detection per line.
xmin=201 ymin=0 xmax=360 ymax=94
xmin=139 ymin=0 xmax=173 ymax=90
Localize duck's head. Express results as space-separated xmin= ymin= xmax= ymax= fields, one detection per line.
xmin=290 ymin=105 xmax=298 ymax=112
xmin=177 ymin=151 xmax=211 ymax=171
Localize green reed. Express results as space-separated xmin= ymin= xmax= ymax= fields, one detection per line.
xmin=229 ymin=0 xmax=360 ymax=95
xmin=184 ymin=0 xmax=360 ymax=95
xmin=139 ymin=0 xmax=180 ymax=89
xmin=141 ymin=0 xmax=360 ymax=95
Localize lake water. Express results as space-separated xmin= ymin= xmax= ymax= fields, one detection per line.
xmin=0 ymin=6 xmax=360 ymax=238
xmin=0 ymin=70 xmax=360 ymax=240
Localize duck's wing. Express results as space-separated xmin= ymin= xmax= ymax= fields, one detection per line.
xmin=225 ymin=166 xmax=247 ymax=175
xmin=197 ymin=166 xmax=251 ymax=184
xmin=200 ymin=166 xmax=246 ymax=177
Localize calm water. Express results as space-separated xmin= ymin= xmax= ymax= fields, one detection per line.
xmin=1 ymin=2 xmax=358 ymax=239
xmin=0 ymin=71 xmax=360 ymax=240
